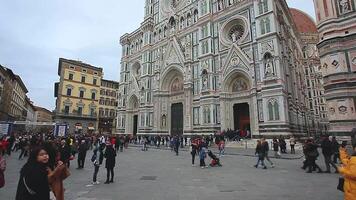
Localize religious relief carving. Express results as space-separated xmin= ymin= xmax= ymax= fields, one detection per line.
xmin=218 ymin=0 xmax=224 ymax=10
xmin=229 ymin=24 xmax=245 ymax=43
xmin=338 ymin=106 xmax=347 ymax=114
xmin=230 ymin=57 xmax=240 ymax=67
xmin=339 ymin=0 xmax=352 ymax=14
xmin=201 ymin=69 xmax=208 ymax=91
xmin=171 ymin=78 xmax=183 ymax=92
xmin=232 ymin=79 xmax=248 ymax=92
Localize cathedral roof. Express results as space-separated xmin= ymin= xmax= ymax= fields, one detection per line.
xmin=289 ymin=8 xmax=318 ymax=34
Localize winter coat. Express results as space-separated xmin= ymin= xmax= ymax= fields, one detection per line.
xmin=59 ymin=145 xmax=71 ymax=163
xmin=321 ymin=139 xmax=333 ymax=156
xmin=48 ymin=163 xmax=70 ymax=200
xmin=16 ymin=162 xmax=50 ymax=200
xmin=104 ymin=146 xmax=116 ymax=169
xmin=338 ymin=148 xmax=356 ymax=200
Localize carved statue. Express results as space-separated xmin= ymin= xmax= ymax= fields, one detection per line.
xmin=218 ymin=0 xmax=224 ymax=10
xmin=265 ymin=58 xmax=274 ymax=77
xmin=202 ymin=75 xmax=208 ymax=90
xmin=339 ymin=0 xmax=351 ymax=13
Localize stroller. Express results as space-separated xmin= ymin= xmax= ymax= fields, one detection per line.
xmin=208 ymin=150 xmax=222 ymax=167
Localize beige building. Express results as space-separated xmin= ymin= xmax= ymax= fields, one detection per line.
xmin=54 ymin=58 xmax=103 ymax=134
xmin=313 ymin=0 xmax=356 ymax=135
xmin=34 ymin=106 xmax=53 ymax=122
xmin=99 ymin=79 xmax=119 ymax=133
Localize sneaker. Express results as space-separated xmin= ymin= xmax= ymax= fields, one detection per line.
xmin=263 ymin=166 xmax=267 ymax=169
xmin=92 ymin=181 xmax=100 ymax=185
xmin=254 ymin=165 xmax=257 ymax=168
xmin=104 ymin=181 xmax=109 ymax=184
xmin=271 ymin=165 xmax=275 ymax=168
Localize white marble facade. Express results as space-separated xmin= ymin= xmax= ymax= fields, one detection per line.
xmin=117 ymin=0 xmax=308 ymax=137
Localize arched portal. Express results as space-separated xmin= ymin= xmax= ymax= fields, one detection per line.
xmin=220 ymin=70 xmax=255 ymax=138
xmin=159 ymin=66 xmax=186 ymax=136
xmin=127 ymin=95 xmax=139 ymax=136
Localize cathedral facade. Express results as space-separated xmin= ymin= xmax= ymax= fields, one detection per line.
xmin=117 ymin=0 xmax=309 ymax=137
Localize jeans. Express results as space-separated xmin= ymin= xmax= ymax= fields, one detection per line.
xmin=19 ymin=149 xmax=25 ymax=159
xmin=93 ymin=165 xmax=99 ymax=182
xmin=200 ymin=159 xmax=205 ymax=167
xmin=219 ymin=148 xmax=225 ymax=157
xmin=256 ymin=158 xmax=266 ymax=168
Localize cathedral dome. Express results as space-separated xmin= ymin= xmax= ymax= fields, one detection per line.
xmin=290 ymin=8 xmax=318 ymax=34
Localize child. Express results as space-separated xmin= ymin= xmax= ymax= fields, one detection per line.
xmin=208 ymin=150 xmax=222 ymax=167
xmin=91 ymin=148 xmax=100 ymax=185
xmin=199 ymin=147 xmax=207 ymax=168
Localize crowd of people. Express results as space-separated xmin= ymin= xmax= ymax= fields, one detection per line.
xmin=0 ymin=130 xmax=355 ymax=200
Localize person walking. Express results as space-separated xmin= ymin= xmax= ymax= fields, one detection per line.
xmin=18 ymin=138 xmax=27 ymax=160
xmin=262 ymin=138 xmax=274 ymax=168
xmin=304 ymin=139 xmax=323 ymax=173
xmin=331 ymin=136 xmax=340 ymax=164
xmin=290 ymin=137 xmax=296 ymax=154
xmin=321 ymin=136 xmax=338 ymax=173
xmin=338 ymin=140 xmax=356 ymax=200
xmin=59 ymin=140 xmax=71 ymax=168
xmin=199 ymin=146 xmax=207 ymax=168
xmin=218 ymin=139 xmax=225 ymax=157
xmin=190 ymin=139 xmax=198 ymax=166
xmin=0 ymin=153 xmax=6 ymax=188
xmin=77 ymin=140 xmax=88 ymax=169
xmin=254 ymin=140 xmax=267 ymax=169
xmin=104 ymin=141 xmax=116 ymax=184
xmin=15 ymin=147 xmax=52 ymax=200
xmin=273 ymin=138 xmax=280 ymax=158
xmin=174 ymin=136 xmax=180 ymax=156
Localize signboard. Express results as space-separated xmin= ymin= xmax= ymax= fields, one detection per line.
xmin=54 ymin=124 xmax=68 ymax=137
xmin=0 ymin=122 xmax=12 ymax=135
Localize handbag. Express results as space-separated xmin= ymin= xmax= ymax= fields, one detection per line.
xmin=337 ymin=177 xmax=344 ymax=192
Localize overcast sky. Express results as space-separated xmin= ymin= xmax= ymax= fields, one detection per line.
xmin=0 ymin=0 xmax=315 ymax=111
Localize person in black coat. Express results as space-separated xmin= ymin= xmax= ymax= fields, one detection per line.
xmin=16 ymin=147 xmax=51 ymax=200
xmin=77 ymin=140 xmax=88 ymax=169
xmin=59 ymin=140 xmax=71 ymax=168
xmin=321 ymin=136 xmax=338 ymax=173
xmin=304 ymin=139 xmax=323 ymax=173
xmin=104 ymin=142 xmax=116 ymax=184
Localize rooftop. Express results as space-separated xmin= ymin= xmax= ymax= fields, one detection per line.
xmin=290 ymin=8 xmax=318 ymax=34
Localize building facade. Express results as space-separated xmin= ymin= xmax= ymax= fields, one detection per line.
xmin=54 ymin=58 xmax=103 ymax=134
xmin=117 ymin=0 xmax=309 ymax=137
xmin=34 ymin=106 xmax=53 ymax=122
xmin=313 ymin=0 xmax=356 ymax=135
xmin=290 ymin=8 xmax=329 ymax=136
xmin=98 ymin=79 xmax=119 ymax=134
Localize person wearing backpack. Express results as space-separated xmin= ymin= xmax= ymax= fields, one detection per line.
xmin=0 ymin=153 xmax=6 ymax=188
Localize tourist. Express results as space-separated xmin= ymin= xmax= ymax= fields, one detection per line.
xmin=91 ymin=147 xmax=100 ymax=185
xmin=59 ymin=139 xmax=71 ymax=168
xmin=15 ymin=147 xmax=52 ymax=200
xmin=199 ymin=146 xmax=207 ymax=168
xmin=304 ymin=139 xmax=322 ymax=173
xmin=338 ymin=140 xmax=356 ymax=200
xmin=321 ymin=136 xmax=338 ymax=173
xmin=174 ymin=135 xmax=180 ymax=156
xmin=262 ymin=138 xmax=274 ymax=168
xmin=273 ymin=138 xmax=280 ymax=158
xmin=331 ymin=136 xmax=340 ymax=164
xmin=0 ymin=152 xmax=6 ymax=188
xmin=290 ymin=137 xmax=296 ymax=154
xmin=104 ymin=141 xmax=116 ymax=184
xmin=77 ymin=140 xmax=88 ymax=169
xmin=254 ymin=140 xmax=267 ymax=169
xmin=190 ymin=139 xmax=198 ymax=166
xmin=18 ymin=138 xmax=27 ymax=160
xmin=218 ymin=139 xmax=225 ymax=157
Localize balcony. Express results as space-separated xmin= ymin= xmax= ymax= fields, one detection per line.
xmin=55 ymin=111 xmax=97 ymax=119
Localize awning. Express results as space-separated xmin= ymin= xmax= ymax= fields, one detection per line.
xmin=75 ymin=126 xmax=82 ymax=130
xmin=88 ymin=127 xmax=95 ymax=130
